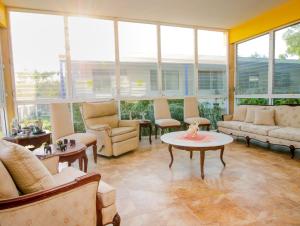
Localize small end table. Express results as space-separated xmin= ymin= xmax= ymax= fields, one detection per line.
xmin=139 ymin=120 xmax=152 ymax=144
xmin=3 ymin=131 xmax=51 ymax=151
xmin=33 ymin=143 xmax=88 ymax=172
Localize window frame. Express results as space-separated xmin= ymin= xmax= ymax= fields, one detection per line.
xmin=234 ymin=20 xmax=300 ymax=106
xmin=7 ymin=7 xmax=229 ymax=133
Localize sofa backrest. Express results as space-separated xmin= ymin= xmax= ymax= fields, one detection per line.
xmin=81 ymin=101 xmax=119 ymax=128
xmin=239 ymin=105 xmax=300 ymax=128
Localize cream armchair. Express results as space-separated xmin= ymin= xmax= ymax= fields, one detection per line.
xmin=0 ymin=153 xmax=120 ymax=226
xmin=81 ymin=101 xmax=139 ymax=157
xmin=184 ymin=96 xmax=211 ymax=130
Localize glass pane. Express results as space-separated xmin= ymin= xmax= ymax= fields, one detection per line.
xmin=236 ymin=98 xmax=268 ymax=105
xmin=198 ymin=30 xmax=227 ymax=96
xmin=236 ymin=34 xmax=269 ymax=95
xmin=274 ymin=23 xmax=300 ymax=94
xmin=17 ymin=104 xmax=51 ymax=130
xmin=68 ymin=17 xmax=115 ymax=98
xmin=161 ymin=26 xmax=194 ymax=96
xmin=72 ymin=103 xmax=85 ymax=132
xmin=273 ymin=98 xmax=300 ymax=105
xmin=198 ymin=98 xmax=227 ymax=129
xmin=119 ymin=22 xmax=158 ymax=97
xmin=10 ymin=12 xmax=66 ymax=101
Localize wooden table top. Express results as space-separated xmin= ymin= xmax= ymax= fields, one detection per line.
xmin=33 ymin=143 xmax=87 ymax=158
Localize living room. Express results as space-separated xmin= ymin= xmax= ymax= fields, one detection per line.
xmin=0 ymin=0 xmax=300 ymax=225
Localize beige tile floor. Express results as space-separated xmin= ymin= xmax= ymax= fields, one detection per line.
xmin=85 ymin=137 xmax=300 ymax=226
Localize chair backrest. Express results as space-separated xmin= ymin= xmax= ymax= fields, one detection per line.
xmin=184 ymin=96 xmax=199 ymax=119
xmin=81 ymin=101 xmax=119 ymax=128
xmin=50 ymin=103 xmax=74 ymax=142
xmin=153 ymin=98 xmax=171 ymax=120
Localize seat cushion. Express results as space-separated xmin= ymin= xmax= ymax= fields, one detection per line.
xmin=111 ymin=127 xmax=135 ymax=136
xmin=62 ymin=133 xmax=96 ymax=145
xmin=217 ymin=121 xmax=247 ymax=131
xmin=184 ymin=117 xmax=210 ymax=125
xmin=111 ymin=131 xmax=137 ymax=143
xmin=53 ymin=167 xmax=116 ymax=207
xmin=155 ymin=119 xmax=181 ymax=127
xmin=241 ymin=124 xmax=279 ymax=136
xmin=268 ymin=127 xmax=300 ymax=142
xmin=0 ymin=140 xmax=55 ymax=194
xmin=0 ymin=160 xmax=19 ymax=200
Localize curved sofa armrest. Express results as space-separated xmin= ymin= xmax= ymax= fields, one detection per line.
xmin=40 ymin=156 xmax=59 ymax=175
xmin=88 ymin=124 xmax=112 ymax=135
xmin=222 ymin=114 xmax=233 ymax=121
xmin=119 ymin=120 xmax=139 ymax=130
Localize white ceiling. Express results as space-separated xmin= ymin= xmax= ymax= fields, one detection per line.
xmin=3 ymin=0 xmax=287 ymax=29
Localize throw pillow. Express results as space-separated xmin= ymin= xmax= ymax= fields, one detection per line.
xmin=254 ymin=109 xmax=275 ymax=126
xmin=245 ymin=107 xmax=265 ymax=123
xmin=232 ymin=106 xmax=247 ymax=121
xmin=0 ymin=160 xmax=19 ymax=199
xmin=0 ymin=140 xmax=56 ymax=194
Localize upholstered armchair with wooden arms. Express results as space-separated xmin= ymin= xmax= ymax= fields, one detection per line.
xmin=0 ymin=141 xmax=120 ymax=226
xmin=81 ymin=101 xmax=139 ymax=157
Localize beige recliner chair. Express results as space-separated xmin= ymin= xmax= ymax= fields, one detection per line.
xmin=153 ymin=98 xmax=181 ymax=138
xmin=184 ymin=96 xmax=211 ymax=130
xmin=81 ymin=101 xmax=139 ymax=157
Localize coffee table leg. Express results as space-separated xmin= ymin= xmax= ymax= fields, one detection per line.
xmin=168 ymin=144 xmax=174 ymax=168
xmin=200 ymin=150 xmax=205 ymax=179
xmin=79 ymin=157 xmax=83 ymax=171
xmin=220 ymin=146 xmax=226 ymax=167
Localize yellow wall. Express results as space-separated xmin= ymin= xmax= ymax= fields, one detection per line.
xmin=229 ymin=0 xmax=300 ymax=44
xmin=0 ymin=2 xmax=7 ymax=28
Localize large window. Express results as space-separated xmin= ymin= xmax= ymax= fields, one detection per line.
xmin=236 ymin=34 xmax=269 ymax=95
xmin=198 ymin=30 xmax=227 ymax=96
xmin=68 ymin=17 xmax=115 ymax=98
xmin=161 ymin=26 xmax=195 ymax=96
xmin=9 ymin=10 xmax=229 ymax=132
xmin=119 ymin=22 xmax=158 ymax=97
xmin=10 ymin=12 xmax=66 ymax=101
xmin=274 ymin=23 xmax=300 ymax=94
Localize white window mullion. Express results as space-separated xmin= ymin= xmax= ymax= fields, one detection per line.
xmin=64 ymin=16 xmax=72 ymax=99
xmin=114 ymin=20 xmax=121 ymax=100
xmin=194 ymin=29 xmax=199 ymax=97
xmin=268 ymin=31 xmax=274 ymax=105
xmin=157 ymin=25 xmax=162 ymax=96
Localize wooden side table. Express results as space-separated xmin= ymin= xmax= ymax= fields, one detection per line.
xmin=3 ymin=131 xmax=52 ymax=151
xmin=33 ymin=143 xmax=88 ymax=173
xmin=139 ymin=120 xmax=152 ymax=144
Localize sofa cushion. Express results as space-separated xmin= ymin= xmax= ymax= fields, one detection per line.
xmin=155 ymin=119 xmax=181 ymax=127
xmin=0 ymin=160 xmax=19 ymax=200
xmin=111 ymin=127 xmax=135 ymax=136
xmin=244 ymin=106 xmax=265 ymax=123
xmin=241 ymin=124 xmax=279 ymax=136
xmin=61 ymin=132 xmax=96 ymax=145
xmin=217 ymin=121 xmax=247 ymax=131
xmin=184 ymin=117 xmax=210 ymax=125
xmin=254 ymin=109 xmax=275 ymax=126
xmin=53 ymin=167 xmax=116 ymax=207
xmin=232 ymin=106 xmax=247 ymax=121
xmin=268 ymin=127 xmax=300 ymax=142
xmin=0 ymin=140 xmax=55 ymax=194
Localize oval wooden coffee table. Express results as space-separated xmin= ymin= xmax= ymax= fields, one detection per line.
xmin=33 ymin=143 xmax=88 ymax=172
xmin=161 ymin=131 xmax=233 ymax=179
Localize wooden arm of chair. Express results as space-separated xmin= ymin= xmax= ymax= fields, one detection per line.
xmin=222 ymin=114 xmax=233 ymax=121
xmin=0 ymin=173 xmax=101 ymax=210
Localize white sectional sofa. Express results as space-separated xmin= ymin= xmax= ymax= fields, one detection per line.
xmin=217 ymin=105 xmax=300 ymax=158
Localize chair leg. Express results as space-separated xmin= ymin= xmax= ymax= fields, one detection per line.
xmin=206 ymin=125 xmax=210 ymax=131
xmin=93 ymin=144 xmax=97 ymax=163
xmin=155 ymin=125 xmax=158 ymax=139
xmin=112 ymin=213 xmax=121 ymax=226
